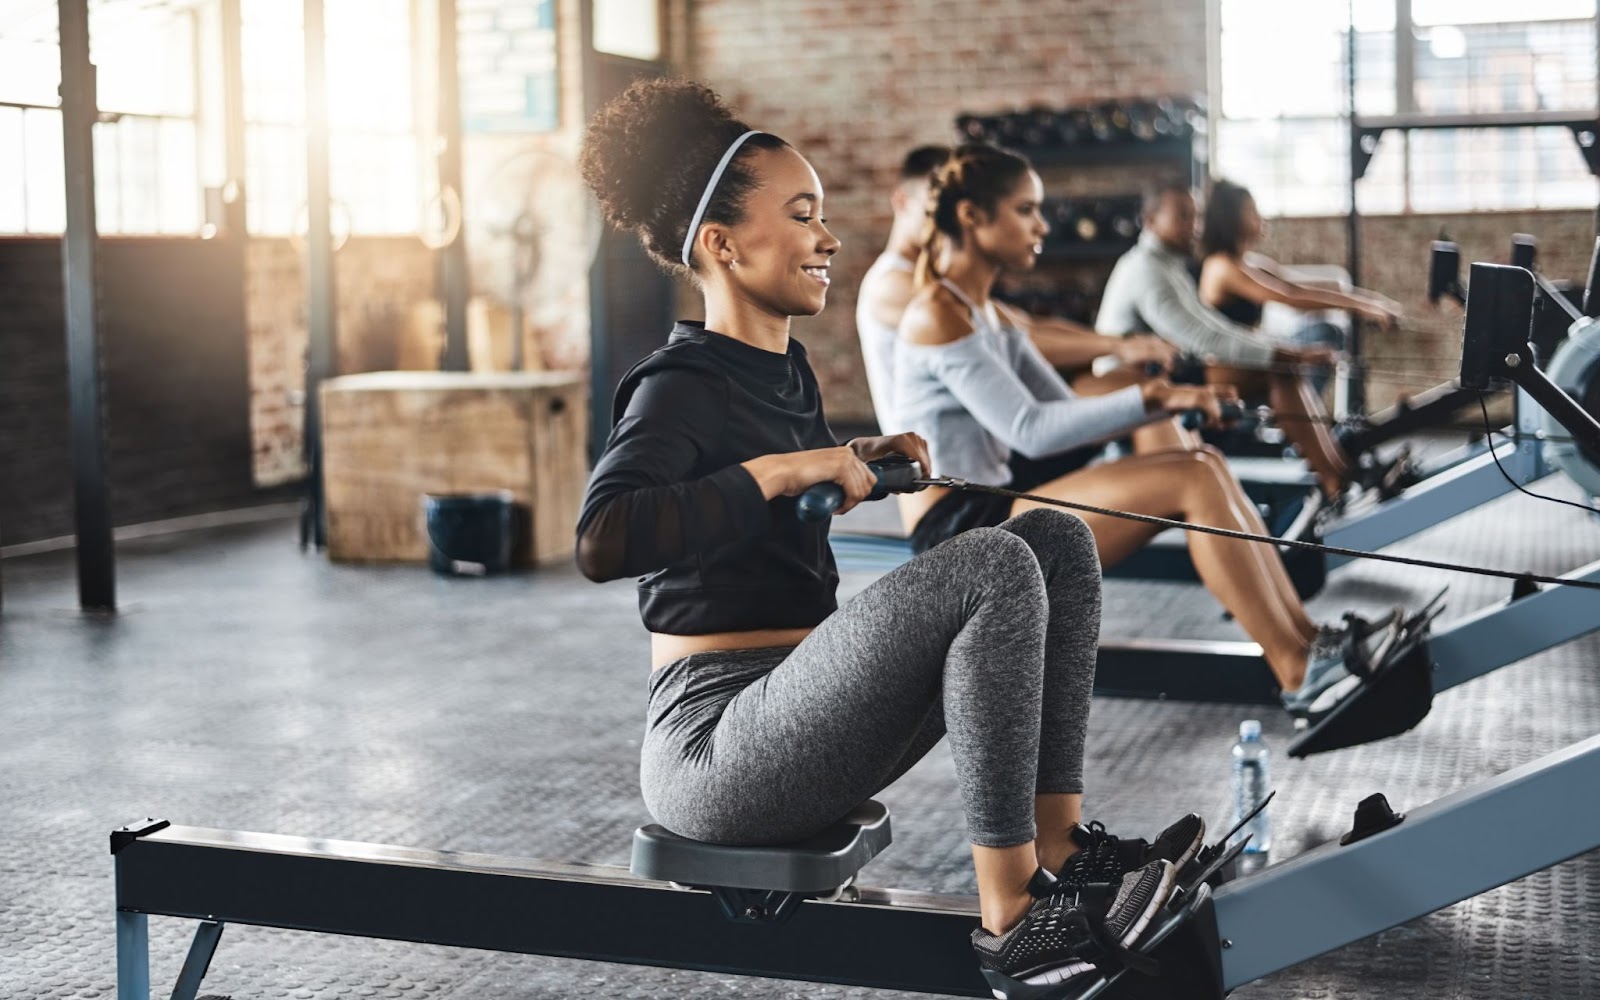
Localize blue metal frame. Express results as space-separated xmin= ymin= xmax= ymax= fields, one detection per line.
xmin=1429 ymin=558 xmax=1600 ymax=692
xmin=1322 ymin=387 xmax=1547 ymax=568
xmin=113 ymin=728 xmax=1600 ymax=999
xmin=1213 ymin=733 xmax=1600 ymax=989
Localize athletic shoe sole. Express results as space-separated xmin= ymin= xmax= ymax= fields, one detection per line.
xmin=1152 ymin=814 xmax=1206 ymax=872
xmin=1101 ymin=859 xmax=1179 ymax=952
xmin=983 ymin=860 xmax=1179 ymax=1000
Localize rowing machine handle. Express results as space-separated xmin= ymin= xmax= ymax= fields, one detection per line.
xmin=1180 ymin=400 xmax=1245 ymax=430
xmin=796 ymin=456 xmax=922 ymax=522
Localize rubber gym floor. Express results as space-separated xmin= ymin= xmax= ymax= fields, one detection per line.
xmin=2 ymin=475 xmax=1597 ymax=999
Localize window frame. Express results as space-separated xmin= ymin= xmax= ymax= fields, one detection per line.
xmin=1210 ymin=0 xmax=1600 ymax=216
xmin=0 ymin=5 xmax=208 ymax=237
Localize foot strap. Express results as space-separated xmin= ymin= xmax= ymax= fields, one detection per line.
xmin=1064 ymin=908 xmax=1161 ymax=979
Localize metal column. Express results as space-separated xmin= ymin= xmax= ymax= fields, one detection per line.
xmin=220 ymin=0 xmax=248 ymax=237
xmin=435 ymin=0 xmax=470 ymax=371
xmin=1342 ymin=0 xmax=1365 ymax=416
xmin=58 ymin=0 xmax=116 ymax=610
xmin=302 ymin=0 xmax=336 ymax=549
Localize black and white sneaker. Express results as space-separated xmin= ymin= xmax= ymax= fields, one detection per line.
xmin=1042 ymin=815 xmax=1205 ymax=893
xmin=975 ymin=859 xmax=1180 ymax=999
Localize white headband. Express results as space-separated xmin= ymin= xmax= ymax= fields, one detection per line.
xmin=680 ymin=130 xmax=764 ymax=267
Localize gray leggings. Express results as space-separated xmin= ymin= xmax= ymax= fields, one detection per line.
xmin=641 ymin=508 xmax=1101 ymax=850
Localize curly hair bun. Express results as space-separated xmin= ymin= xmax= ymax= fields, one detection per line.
xmin=579 ymin=77 xmax=783 ymax=274
xmin=582 ymin=78 xmax=742 ymax=230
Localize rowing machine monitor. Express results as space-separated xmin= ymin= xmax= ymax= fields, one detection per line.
xmin=1462 ymin=262 xmax=1600 ymax=462
xmin=1461 ymin=264 xmax=1535 ymax=390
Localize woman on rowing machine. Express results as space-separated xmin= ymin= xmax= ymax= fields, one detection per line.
xmin=1198 ymin=178 xmax=1401 ymax=393
xmin=576 ymin=78 xmax=1200 ymax=994
xmin=894 ymin=144 xmax=1386 ymax=717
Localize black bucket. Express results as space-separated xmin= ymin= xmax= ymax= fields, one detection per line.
xmin=422 ymin=491 xmax=516 ymax=576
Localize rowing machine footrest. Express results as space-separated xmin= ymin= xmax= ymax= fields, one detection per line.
xmin=993 ymin=888 xmax=1223 ymax=1000
xmin=630 ymin=799 xmax=891 ymax=896
xmin=1288 ymin=639 xmax=1434 ymax=758
xmin=1096 ymin=889 xmax=1224 ymax=1000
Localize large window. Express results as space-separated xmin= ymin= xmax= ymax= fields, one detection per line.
xmin=0 ymin=0 xmax=205 ymax=234
xmin=1216 ymin=0 xmax=1600 ymax=215
xmin=0 ymin=0 xmax=429 ymax=237
xmin=241 ymin=0 xmax=427 ymax=237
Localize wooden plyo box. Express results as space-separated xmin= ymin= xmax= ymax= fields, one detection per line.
xmin=321 ymin=371 xmax=588 ymax=567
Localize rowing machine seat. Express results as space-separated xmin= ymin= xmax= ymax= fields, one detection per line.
xmin=630 ymin=800 xmax=892 ymax=894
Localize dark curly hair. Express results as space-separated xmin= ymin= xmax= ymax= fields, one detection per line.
xmin=579 ymin=78 xmax=789 ymax=278
xmin=914 ymin=143 xmax=1033 ymax=287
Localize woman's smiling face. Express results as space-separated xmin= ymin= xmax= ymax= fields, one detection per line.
xmin=716 ymin=145 xmax=842 ymax=317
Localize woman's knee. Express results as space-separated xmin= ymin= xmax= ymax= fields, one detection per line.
xmin=935 ymin=527 xmax=1048 ymax=599
xmin=1194 ymin=444 xmax=1233 ymax=477
xmin=1170 ymin=445 xmax=1231 ymax=493
xmin=1002 ymin=507 xmax=1098 ymax=565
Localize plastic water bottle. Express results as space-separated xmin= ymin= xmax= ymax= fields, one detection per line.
xmin=1231 ymin=720 xmax=1272 ymax=854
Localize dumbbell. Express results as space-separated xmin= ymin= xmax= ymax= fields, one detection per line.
xmin=796 ymin=456 xmax=924 ymax=523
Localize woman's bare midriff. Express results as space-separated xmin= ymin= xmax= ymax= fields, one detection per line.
xmin=651 ymin=628 xmax=816 ymax=670
xmin=648 ymin=487 xmax=960 ymax=671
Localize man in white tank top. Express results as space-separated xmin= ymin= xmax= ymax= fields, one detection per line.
xmin=858 ymin=147 xmax=1180 ymax=433
xmin=856 ymin=146 xmax=949 ymax=429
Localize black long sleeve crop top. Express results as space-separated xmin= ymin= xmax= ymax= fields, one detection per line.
xmin=575 ymin=322 xmax=841 ymax=635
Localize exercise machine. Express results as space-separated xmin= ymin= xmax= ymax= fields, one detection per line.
xmin=107 ymin=740 xmax=1600 ymax=1000
xmin=112 ymin=255 xmax=1600 ymax=1000
xmin=1314 ymin=236 xmax=1586 ymax=567
xmin=1291 ymin=258 xmax=1600 ymax=756
xmin=842 ymin=252 xmax=1600 ymax=744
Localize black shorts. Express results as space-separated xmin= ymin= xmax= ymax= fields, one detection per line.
xmin=909 ymin=446 xmax=1100 ymax=554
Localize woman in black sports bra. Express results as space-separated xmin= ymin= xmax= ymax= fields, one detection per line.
xmin=1197 ymin=179 xmax=1401 ymax=345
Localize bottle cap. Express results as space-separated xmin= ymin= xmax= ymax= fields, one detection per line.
xmin=1239 ymin=720 xmax=1262 ymax=740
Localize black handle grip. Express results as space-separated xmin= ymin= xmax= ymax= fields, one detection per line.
xmin=796 ymin=457 xmax=921 ymax=523
xmin=1180 ymin=400 xmax=1246 ymax=431
xmin=1168 ymin=355 xmax=1208 ymax=385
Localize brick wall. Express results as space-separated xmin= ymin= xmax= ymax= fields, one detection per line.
xmin=1262 ymin=210 xmax=1595 ymax=411
xmin=689 ymin=1 xmax=1597 ymax=421
xmin=0 ymin=237 xmax=258 ymax=545
xmin=690 ymin=0 xmax=1209 ymax=422
xmin=246 ymin=237 xmax=440 ymax=487
xmin=0 ymin=241 xmax=74 ymax=545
